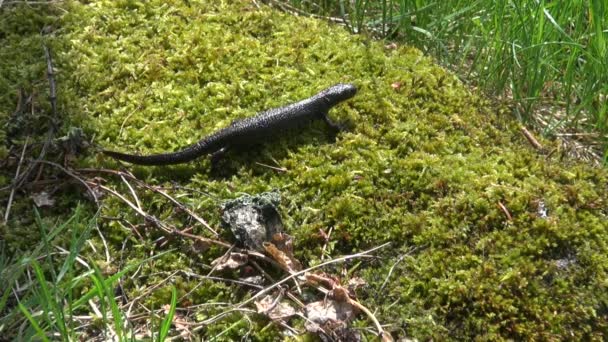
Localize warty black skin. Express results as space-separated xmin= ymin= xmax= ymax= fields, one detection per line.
xmin=103 ymin=83 xmax=357 ymax=165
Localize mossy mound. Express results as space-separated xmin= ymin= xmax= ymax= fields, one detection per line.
xmin=2 ymin=0 xmax=608 ymax=340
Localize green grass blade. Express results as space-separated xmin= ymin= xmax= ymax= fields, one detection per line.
xmin=71 ymin=250 xmax=171 ymax=310
xmin=18 ymin=303 xmax=50 ymax=342
xmin=92 ymin=264 xmax=124 ymax=341
xmin=31 ymin=259 xmax=68 ymax=338
xmin=57 ymin=210 xmax=98 ymax=282
xmin=158 ymin=286 xmax=177 ymax=341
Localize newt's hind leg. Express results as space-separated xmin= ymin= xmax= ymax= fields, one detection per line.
xmin=322 ymin=113 xmax=346 ymax=132
xmin=210 ymin=146 xmax=230 ymax=165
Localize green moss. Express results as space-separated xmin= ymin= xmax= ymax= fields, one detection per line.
xmin=2 ymin=0 xmax=608 ymax=340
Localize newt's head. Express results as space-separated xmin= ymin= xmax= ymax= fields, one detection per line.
xmin=319 ymin=83 xmax=357 ymax=104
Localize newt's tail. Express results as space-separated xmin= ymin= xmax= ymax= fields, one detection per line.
xmin=102 ymin=145 xmax=208 ymax=165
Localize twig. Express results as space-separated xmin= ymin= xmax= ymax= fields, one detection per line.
xmin=44 ymin=45 xmax=57 ymax=117
xmin=149 ymin=185 xmax=218 ymax=236
xmin=33 ymin=159 xmax=100 ymax=206
xmin=120 ymin=174 xmax=141 ymax=210
xmin=181 ymin=271 xmax=264 ymax=290
xmin=121 ymin=270 xmax=180 ymax=310
xmin=78 ymin=168 xmax=218 ymax=236
xmin=520 ymin=126 xmax=543 ymax=150
xmin=91 ymin=182 xmax=169 ymax=231
xmin=199 ymin=242 xmax=391 ymax=327
xmin=92 ymin=181 xmax=229 ymax=248
xmin=497 ymin=201 xmax=513 ymax=221
xmin=320 ymin=227 xmax=333 ymax=261
xmin=378 ymin=245 xmax=423 ymax=294
xmin=171 ymin=229 xmax=231 ymax=249
xmin=206 ymin=245 xmax=236 ymax=276
xmin=263 ymin=0 xmax=347 ymax=24
xmin=346 ymin=296 xmax=392 ymax=341
xmin=174 ymin=308 xmax=257 ymax=340
xmin=9 ymin=44 xmax=59 ymax=191
xmin=4 ymin=137 xmax=28 ymax=224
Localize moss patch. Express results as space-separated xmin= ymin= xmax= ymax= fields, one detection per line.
xmin=2 ymin=0 xmax=608 ymax=340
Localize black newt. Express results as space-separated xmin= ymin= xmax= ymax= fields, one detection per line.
xmin=103 ymin=83 xmax=357 ymax=165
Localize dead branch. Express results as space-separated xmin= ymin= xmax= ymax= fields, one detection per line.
xmin=5 ymin=44 xmax=60 ymax=193
xmin=4 ymin=137 xmax=28 ymax=224
xmin=78 ymin=168 xmax=218 ymax=236
xmin=520 ymin=126 xmax=543 ymax=150
xmin=193 ymin=242 xmax=390 ymax=333
xmin=33 ymin=159 xmax=100 ymax=206
xmin=90 ymin=181 xmax=229 ymax=249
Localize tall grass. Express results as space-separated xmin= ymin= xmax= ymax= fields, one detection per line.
xmin=0 ymin=206 xmax=173 ymax=340
xmin=281 ymin=0 xmax=608 ymax=161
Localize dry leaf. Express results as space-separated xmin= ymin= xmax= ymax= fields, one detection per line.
xmin=255 ymin=294 xmax=299 ymax=321
xmin=263 ymin=241 xmax=302 ymax=273
xmin=242 ymin=275 xmax=264 ymax=286
xmin=385 ymin=42 xmax=398 ymax=50
xmin=306 ymin=273 xmax=338 ymax=289
xmin=332 ymin=285 xmax=350 ymax=302
xmin=211 ymin=252 xmax=248 ymax=271
xmin=347 ymin=277 xmax=367 ymax=293
xmin=304 ymin=299 xmax=355 ymax=333
xmin=173 ymin=314 xmax=192 ymax=341
xmin=32 ymin=191 xmax=55 ymax=207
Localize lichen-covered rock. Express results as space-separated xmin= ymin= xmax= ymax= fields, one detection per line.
xmin=1 ymin=0 xmax=607 ymax=340
xmin=221 ymin=191 xmax=283 ymax=251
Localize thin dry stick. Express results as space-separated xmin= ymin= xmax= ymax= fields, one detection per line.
xmin=121 ymin=174 xmax=141 ymax=210
xmin=346 ymin=296 xmax=392 ymax=341
xmin=206 ymin=245 xmax=236 ymax=276
xmin=249 ymin=258 xmax=307 ymax=311
xmin=254 ymin=162 xmax=287 ymax=172
xmin=173 ymin=308 xmax=257 ymax=340
xmin=379 ymin=254 xmax=408 ymax=294
xmin=34 ymin=159 xmax=100 ymax=206
xmin=149 ymin=185 xmax=218 ymax=236
xmin=181 ymin=271 xmax=265 ymax=291
xmin=93 ymin=181 xmax=230 ymax=248
xmin=521 ymin=126 xmax=543 ymax=150
xmin=4 ymin=137 xmax=28 ymax=224
xmin=79 ymin=168 xmax=218 ymax=236
xmin=497 ymin=201 xmax=513 ymax=221
xmin=12 ymin=45 xmax=58 ymax=190
xmin=378 ymin=245 xmax=422 ymax=293
xmin=121 ymin=270 xmax=180 ymax=311
xmin=200 ymin=242 xmax=391 ymax=326
xmin=44 ymin=45 xmax=57 ymax=118
xmin=265 ymin=0 xmax=347 ymax=24
xmin=92 ymin=182 xmax=170 ymax=232
xmin=320 ymin=227 xmax=333 ymax=261
xmin=171 ymin=229 xmax=231 ymax=249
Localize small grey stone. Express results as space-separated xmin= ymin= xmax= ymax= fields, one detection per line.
xmin=220 ymin=191 xmax=284 ymax=251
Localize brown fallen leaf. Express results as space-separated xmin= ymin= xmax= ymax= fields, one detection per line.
xmin=255 ymin=294 xmax=299 ymax=321
xmin=211 ymin=252 xmax=248 ymax=271
xmin=347 ymin=276 xmax=367 ymax=294
xmin=264 ymin=242 xmax=301 ymax=273
xmin=304 ymin=299 xmax=356 ymax=334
